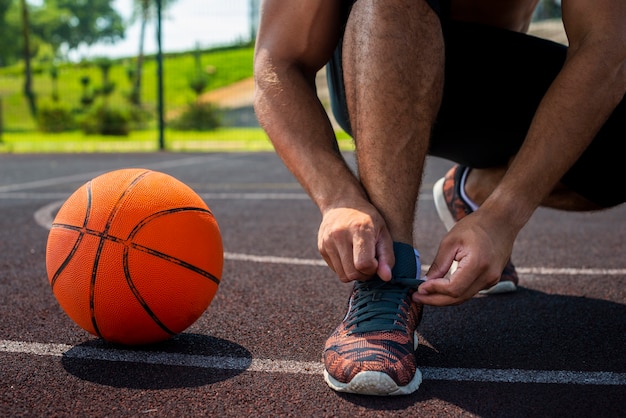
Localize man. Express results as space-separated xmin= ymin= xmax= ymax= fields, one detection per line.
xmin=253 ymin=0 xmax=625 ymax=396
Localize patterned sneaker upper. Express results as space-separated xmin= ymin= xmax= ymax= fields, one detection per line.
xmin=323 ymin=242 xmax=424 ymax=392
xmin=435 ymin=165 xmax=519 ymax=292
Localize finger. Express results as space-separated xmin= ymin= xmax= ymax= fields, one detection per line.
xmin=351 ymin=236 xmax=378 ymax=280
xmin=424 ymin=252 xmax=455 ymax=282
xmin=322 ymin=247 xmax=351 ymax=283
xmin=412 ymin=277 xmax=470 ymax=306
xmin=318 ymin=237 xmax=353 ymax=283
xmin=374 ymin=233 xmax=394 ymax=281
xmin=415 ymin=262 xmax=493 ymax=306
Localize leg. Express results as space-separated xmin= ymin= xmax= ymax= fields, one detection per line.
xmin=343 ymin=0 xmax=444 ymax=246
xmin=466 ymin=167 xmax=604 ymax=211
xmin=322 ymin=0 xmax=444 ymax=396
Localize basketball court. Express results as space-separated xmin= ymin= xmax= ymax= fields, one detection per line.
xmin=0 ymin=152 xmax=624 ymax=417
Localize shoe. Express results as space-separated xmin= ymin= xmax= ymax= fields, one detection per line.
xmin=433 ymin=165 xmax=518 ymax=294
xmin=323 ymin=242 xmax=424 ymax=396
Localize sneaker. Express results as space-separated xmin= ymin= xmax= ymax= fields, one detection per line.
xmin=433 ymin=165 xmax=518 ymax=294
xmin=323 ymin=242 xmax=424 ymax=396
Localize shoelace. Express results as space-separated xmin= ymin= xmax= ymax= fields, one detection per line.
xmin=346 ymin=277 xmax=422 ymax=334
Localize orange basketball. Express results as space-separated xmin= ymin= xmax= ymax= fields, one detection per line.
xmin=45 ymin=168 xmax=223 ymax=345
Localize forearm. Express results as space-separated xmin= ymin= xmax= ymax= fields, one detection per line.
xmin=482 ymin=40 xmax=626 ymax=230
xmin=254 ymin=63 xmax=367 ymax=213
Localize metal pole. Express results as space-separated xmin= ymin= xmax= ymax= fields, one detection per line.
xmin=156 ymin=0 xmax=165 ymax=151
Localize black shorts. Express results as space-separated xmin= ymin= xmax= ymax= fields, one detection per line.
xmin=327 ymin=1 xmax=626 ymax=208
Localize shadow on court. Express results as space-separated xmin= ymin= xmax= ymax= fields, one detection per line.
xmin=61 ymin=334 xmax=252 ymax=389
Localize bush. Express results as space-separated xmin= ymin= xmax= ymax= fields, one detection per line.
xmin=128 ymin=106 xmax=153 ymax=130
xmin=37 ymin=101 xmax=76 ymax=132
xmin=80 ymin=104 xmax=130 ymax=136
xmin=170 ymin=101 xmax=221 ymax=131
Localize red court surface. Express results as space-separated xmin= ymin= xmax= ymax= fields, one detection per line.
xmin=1 ymin=152 xmax=624 ymax=417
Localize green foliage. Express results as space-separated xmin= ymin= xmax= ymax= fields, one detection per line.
xmin=0 ymin=0 xmax=20 ymax=66
xmin=0 ymin=45 xmax=254 ymax=131
xmin=170 ymin=101 xmax=221 ymax=131
xmin=36 ymin=100 xmax=75 ymax=132
xmin=188 ymin=73 xmax=210 ymax=97
xmin=32 ymin=0 xmax=125 ymax=52
xmin=187 ymin=43 xmax=212 ymax=97
xmin=80 ymin=104 xmax=130 ymax=136
xmin=0 ymin=0 xmax=125 ymax=67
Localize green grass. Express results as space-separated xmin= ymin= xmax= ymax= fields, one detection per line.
xmin=0 ymin=45 xmax=255 ymax=132
xmin=0 ymin=129 xmax=355 ymax=153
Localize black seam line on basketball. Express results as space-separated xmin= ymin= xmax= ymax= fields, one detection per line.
xmin=90 ymin=170 xmax=152 ymax=339
xmin=129 ymin=243 xmax=221 ymax=285
xmin=49 ymin=222 xmax=220 ymax=286
xmin=50 ymin=182 xmax=93 ymax=290
xmin=51 ymin=206 xmax=220 ymax=285
xmin=84 ymin=181 xmax=102 ymax=338
xmin=122 ymin=245 xmax=177 ymax=337
xmin=125 ymin=206 xmax=220 ymax=285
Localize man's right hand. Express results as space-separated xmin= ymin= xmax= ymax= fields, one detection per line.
xmin=318 ymin=203 xmax=395 ymax=283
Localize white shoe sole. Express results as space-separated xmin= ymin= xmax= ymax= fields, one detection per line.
xmin=324 ymin=368 xmax=422 ymax=396
xmin=479 ymin=280 xmax=517 ymax=294
xmin=433 ymin=177 xmax=456 ymax=231
xmin=433 ymin=177 xmax=459 ymax=275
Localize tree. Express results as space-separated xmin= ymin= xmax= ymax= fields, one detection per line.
xmin=31 ymin=0 xmax=125 ymax=54
xmin=0 ymin=0 xmax=19 ymax=66
xmin=129 ymin=0 xmax=177 ymax=106
xmin=1 ymin=0 xmax=126 ymax=66
xmin=20 ymin=0 xmax=36 ymax=116
xmin=0 ymin=0 xmax=49 ymax=67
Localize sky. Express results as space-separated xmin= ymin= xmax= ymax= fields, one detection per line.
xmin=70 ymin=0 xmax=254 ymax=61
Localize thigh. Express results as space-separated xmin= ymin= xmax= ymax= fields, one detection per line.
xmin=429 ymin=21 xmax=567 ymax=167
xmin=560 ymin=99 xmax=626 ymax=207
xmin=432 ymin=21 xmax=625 ymax=207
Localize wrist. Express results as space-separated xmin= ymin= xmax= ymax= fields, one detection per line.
xmin=479 ymin=187 xmax=537 ymax=233
xmin=318 ymin=187 xmax=370 ymax=215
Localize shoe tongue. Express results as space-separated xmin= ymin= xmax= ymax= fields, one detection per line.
xmin=392 ymin=241 xmax=418 ymax=279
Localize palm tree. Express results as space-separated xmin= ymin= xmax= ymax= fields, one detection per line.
xmin=130 ymin=0 xmax=177 ymax=106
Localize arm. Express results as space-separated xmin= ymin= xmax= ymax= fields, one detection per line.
xmin=417 ymin=0 xmax=626 ymax=305
xmin=254 ymin=1 xmax=393 ymax=281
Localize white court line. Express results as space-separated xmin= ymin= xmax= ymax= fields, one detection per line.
xmin=223 ymin=252 xmax=626 ymax=276
xmin=1 ymin=339 xmax=624 ymax=385
xmin=0 ymin=155 xmax=226 ymax=193
xmin=31 ymin=200 xmax=626 ymax=276
xmin=224 ymin=252 xmax=327 ymax=266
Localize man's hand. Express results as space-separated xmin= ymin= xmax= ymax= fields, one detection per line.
xmin=318 ymin=202 xmax=395 ymax=283
xmin=413 ymin=211 xmax=516 ymax=306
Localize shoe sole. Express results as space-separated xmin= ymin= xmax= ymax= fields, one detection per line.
xmin=433 ymin=177 xmax=457 ymax=231
xmin=479 ymin=280 xmax=517 ymax=294
xmin=323 ymin=368 xmax=422 ymax=396
xmin=323 ymin=331 xmax=421 ymax=396
xmin=433 ymin=177 xmax=459 ymax=275
xmin=433 ymin=177 xmax=517 ymax=294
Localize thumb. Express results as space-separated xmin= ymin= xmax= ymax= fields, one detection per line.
xmin=425 ymin=248 xmax=455 ymax=281
xmin=375 ymin=237 xmax=394 ymax=281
